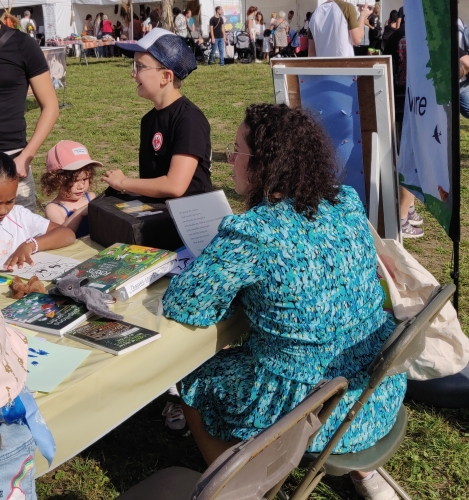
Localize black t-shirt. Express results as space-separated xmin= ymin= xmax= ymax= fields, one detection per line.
xmin=368 ymin=14 xmax=381 ymax=41
xmin=139 ymin=96 xmax=213 ymax=200
xmin=210 ymin=16 xmax=224 ymax=39
xmin=0 ymin=23 xmax=49 ymax=152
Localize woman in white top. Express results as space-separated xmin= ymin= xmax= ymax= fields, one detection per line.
xmin=173 ymin=7 xmax=188 ymax=38
xmin=246 ymin=5 xmax=261 ymax=63
xmin=254 ymin=11 xmax=265 ymax=40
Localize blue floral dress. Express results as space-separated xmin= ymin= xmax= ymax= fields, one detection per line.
xmin=163 ymin=186 xmax=406 ymax=453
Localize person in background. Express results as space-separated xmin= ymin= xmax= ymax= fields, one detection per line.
xmin=270 ymin=11 xmax=277 ymax=25
xmin=173 ymin=7 xmax=188 ymax=38
xmin=114 ymin=20 xmax=122 ymax=39
xmin=272 ymin=11 xmax=289 ymax=55
xmin=148 ymin=10 xmax=162 ymax=31
xmin=132 ymin=13 xmax=143 ymax=40
xmin=143 ymin=7 xmax=151 ymax=34
xmin=185 ymin=9 xmax=195 ymax=32
xmin=121 ymin=18 xmax=130 ymax=39
xmin=0 ymin=20 xmax=59 ymax=212
xmin=209 ymin=6 xmax=225 ymax=66
xmin=308 ymin=1 xmax=372 ymax=57
xmin=101 ymin=14 xmax=115 ymax=57
xmin=246 ymin=6 xmax=261 ymax=62
xmin=365 ymin=4 xmax=382 ymax=52
xmin=303 ymin=11 xmax=312 ymax=31
xmin=381 ymin=9 xmax=398 ymax=52
xmin=84 ymin=14 xmax=94 ymax=35
xmin=20 ymin=10 xmax=36 ymax=35
xmin=254 ymin=11 xmax=265 ymax=53
xmin=262 ymin=27 xmax=272 ymax=61
xmin=396 ymin=6 xmax=404 ymax=29
xmin=288 ymin=10 xmax=294 ymax=24
xmin=94 ymin=12 xmax=104 ymax=56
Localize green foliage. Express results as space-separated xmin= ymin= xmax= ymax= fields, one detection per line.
xmin=422 ymin=0 xmax=452 ymax=104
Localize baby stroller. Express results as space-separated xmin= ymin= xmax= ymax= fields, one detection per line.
xmin=195 ymin=39 xmax=212 ymax=63
xmin=225 ymin=30 xmax=235 ymax=64
xmin=235 ymin=30 xmax=254 ymax=63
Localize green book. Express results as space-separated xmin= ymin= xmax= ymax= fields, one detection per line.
xmin=2 ymin=293 xmax=93 ymax=336
xmin=65 ymin=318 xmax=161 ymax=355
xmin=55 ymin=243 xmax=176 ymax=294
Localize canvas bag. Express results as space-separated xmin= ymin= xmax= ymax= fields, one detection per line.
xmin=368 ymin=222 xmax=469 ymax=381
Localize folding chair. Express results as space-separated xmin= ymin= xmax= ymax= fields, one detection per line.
xmin=117 ymin=377 xmax=348 ymax=500
xmin=288 ymin=284 xmax=456 ymax=500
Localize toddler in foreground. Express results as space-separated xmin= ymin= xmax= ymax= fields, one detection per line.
xmin=0 ymin=152 xmax=75 ymax=270
xmin=42 ymin=141 xmax=101 ymax=238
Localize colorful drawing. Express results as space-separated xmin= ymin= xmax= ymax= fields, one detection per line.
xmin=43 ymin=47 xmax=66 ymax=90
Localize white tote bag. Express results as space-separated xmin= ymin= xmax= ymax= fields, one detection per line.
xmin=368 ymin=222 xmax=469 ymax=381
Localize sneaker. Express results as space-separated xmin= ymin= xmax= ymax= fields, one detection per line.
xmin=352 ymin=472 xmax=399 ymax=500
xmin=407 ymin=207 xmax=423 ymax=226
xmin=401 ymin=220 xmax=424 ymax=238
xmin=255 ymin=59 xmax=262 ymax=63
xmin=162 ymin=402 xmax=191 ymax=437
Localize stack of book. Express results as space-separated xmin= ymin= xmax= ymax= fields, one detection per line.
xmin=56 ymin=243 xmax=177 ymax=301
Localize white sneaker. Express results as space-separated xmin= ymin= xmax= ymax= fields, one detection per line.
xmin=352 ymin=472 xmax=399 ymax=500
xmin=161 ymin=402 xmax=191 ymax=437
xmin=255 ymin=59 xmax=262 ymax=63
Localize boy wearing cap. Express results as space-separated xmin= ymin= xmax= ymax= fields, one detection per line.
xmin=103 ymin=28 xmax=212 ymax=201
xmin=42 ymin=141 xmax=101 ymax=238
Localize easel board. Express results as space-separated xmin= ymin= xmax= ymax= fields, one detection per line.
xmin=271 ymin=57 xmax=400 ymax=240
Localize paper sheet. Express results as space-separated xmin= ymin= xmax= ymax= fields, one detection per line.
xmin=4 ymin=252 xmax=80 ymax=281
xmin=166 ymin=191 xmax=233 ymax=257
xmin=25 ymin=333 xmax=91 ymax=393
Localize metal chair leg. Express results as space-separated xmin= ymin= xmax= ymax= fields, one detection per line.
xmin=377 ymin=467 xmax=412 ymax=500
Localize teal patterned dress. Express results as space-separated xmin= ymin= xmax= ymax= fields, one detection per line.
xmin=163 ymin=186 xmax=406 ymax=453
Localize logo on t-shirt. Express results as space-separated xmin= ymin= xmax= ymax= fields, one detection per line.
xmin=152 ymin=132 xmax=163 ymax=151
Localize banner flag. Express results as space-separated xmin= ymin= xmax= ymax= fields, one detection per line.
xmin=398 ymin=0 xmax=455 ymax=235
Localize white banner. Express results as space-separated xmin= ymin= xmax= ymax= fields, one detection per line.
xmin=43 ymin=4 xmax=57 ymax=40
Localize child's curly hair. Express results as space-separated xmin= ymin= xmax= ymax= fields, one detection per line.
xmin=41 ymin=165 xmax=96 ymax=197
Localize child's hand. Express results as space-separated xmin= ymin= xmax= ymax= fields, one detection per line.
xmin=4 ymin=242 xmax=35 ymax=270
xmin=102 ymin=169 xmax=126 ymax=191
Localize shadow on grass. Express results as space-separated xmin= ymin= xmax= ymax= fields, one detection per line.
xmin=82 ymin=395 xmax=206 ymax=495
xmin=44 ymin=495 xmax=84 ymax=500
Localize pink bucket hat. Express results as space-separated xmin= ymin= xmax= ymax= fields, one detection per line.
xmin=46 ymin=140 xmax=103 ymax=172
xmin=0 ymin=314 xmax=28 ymax=407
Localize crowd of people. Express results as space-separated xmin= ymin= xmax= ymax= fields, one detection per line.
xmin=0 ymin=2 xmax=467 ymax=500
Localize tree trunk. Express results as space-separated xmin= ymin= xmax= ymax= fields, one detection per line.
xmin=162 ymin=0 xmax=174 ymax=31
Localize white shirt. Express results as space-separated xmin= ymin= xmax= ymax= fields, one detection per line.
xmin=309 ymin=1 xmax=354 ymax=57
xmin=20 ymin=17 xmax=36 ymax=33
xmin=0 ymin=205 xmax=49 ymax=266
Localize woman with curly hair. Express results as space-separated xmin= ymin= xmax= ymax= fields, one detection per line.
xmin=163 ymin=104 xmax=405 ymax=500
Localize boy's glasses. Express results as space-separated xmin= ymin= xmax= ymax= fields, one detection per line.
xmin=225 ymin=143 xmax=254 ymax=162
xmin=132 ymin=61 xmax=166 ymax=74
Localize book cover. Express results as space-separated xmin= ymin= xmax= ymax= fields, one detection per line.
xmin=112 ymin=257 xmax=177 ymax=301
xmin=2 ymin=293 xmax=92 ymax=336
xmin=56 ymin=243 xmax=176 ymax=293
xmin=166 ymin=246 xmax=195 ymax=277
xmin=66 ymin=318 xmax=161 ymax=355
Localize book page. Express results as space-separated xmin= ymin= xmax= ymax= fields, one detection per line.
xmin=4 ymin=252 xmax=80 ymax=281
xmin=166 ymin=191 xmax=233 ymax=258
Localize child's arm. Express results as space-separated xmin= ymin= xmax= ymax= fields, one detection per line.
xmin=44 ymin=203 xmax=68 ymax=225
xmin=4 ymin=222 xmax=76 ymax=270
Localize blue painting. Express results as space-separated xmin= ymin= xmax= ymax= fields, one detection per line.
xmin=299 ymin=75 xmax=367 ymax=211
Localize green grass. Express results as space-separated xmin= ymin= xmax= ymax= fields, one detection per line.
xmin=28 ymin=57 xmax=469 ymax=499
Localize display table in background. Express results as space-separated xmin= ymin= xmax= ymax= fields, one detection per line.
xmin=47 ymin=39 xmax=117 ymax=66
xmin=0 ymin=238 xmax=248 ymax=477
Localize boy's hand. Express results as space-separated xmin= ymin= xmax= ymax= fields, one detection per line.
xmin=102 ymin=169 xmax=126 ymax=191
xmin=5 ymin=242 xmax=35 ymax=270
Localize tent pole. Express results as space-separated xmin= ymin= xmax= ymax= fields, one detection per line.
xmin=449 ymin=0 xmax=461 ymax=313
xmin=130 ymin=2 xmax=134 ymax=40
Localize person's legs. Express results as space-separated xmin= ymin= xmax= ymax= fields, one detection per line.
xmin=400 ymin=186 xmax=424 ymax=238
xmin=16 ymin=168 xmax=37 ymax=213
xmin=217 ymin=38 xmax=224 ymax=66
xmin=208 ymin=41 xmax=217 ymax=64
xmin=460 ymin=80 xmax=469 ymax=120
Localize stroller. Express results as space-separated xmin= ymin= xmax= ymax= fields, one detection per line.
xmin=277 ymin=30 xmax=300 ymax=58
xmin=225 ymin=30 xmax=235 ymax=64
xmin=195 ymin=39 xmax=212 ymax=63
xmin=235 ymin=30 xmax=254 ymax=63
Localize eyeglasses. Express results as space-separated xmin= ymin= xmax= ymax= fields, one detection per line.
xmin=132 ymin=61 xmax=166 ymax=74
xmin=226 ymin=143 xmax=254 ymax=162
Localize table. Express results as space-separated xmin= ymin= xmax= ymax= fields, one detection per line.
xmin=47 ymin=39 xmax=117 ymax=66
xmin=0 ymin=238 xmax=248 ymax=476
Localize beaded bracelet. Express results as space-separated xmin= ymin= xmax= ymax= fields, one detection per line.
xmin=26 ymin=237 xmax=38 ymax=254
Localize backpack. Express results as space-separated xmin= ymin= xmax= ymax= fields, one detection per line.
xmin=459 ymin=19 xmax=469 ymax=54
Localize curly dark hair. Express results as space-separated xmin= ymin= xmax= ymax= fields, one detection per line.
xmin=41 ymin=165 xmax=95 ymax=197
xmin=242 ymin=103 xmax=340 ymax=219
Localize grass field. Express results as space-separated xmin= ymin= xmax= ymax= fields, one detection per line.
xmin=27 ymin=57 xmax=469 ymax=499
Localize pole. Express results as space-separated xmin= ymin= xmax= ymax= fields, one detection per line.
xmin=130 ymin=2 xmax=134 ymax=40
xmin=449 ymin=0 xmax=461 ymax=312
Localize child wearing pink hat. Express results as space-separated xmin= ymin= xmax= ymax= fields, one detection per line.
xmin=42 ymin=141 xmax=102 ymax=238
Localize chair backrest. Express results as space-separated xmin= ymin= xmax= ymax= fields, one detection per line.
xmin=190 ymin=377 xmax=348 ymax=500
xmin=291 ymin=283 xmax=456 ymax=498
